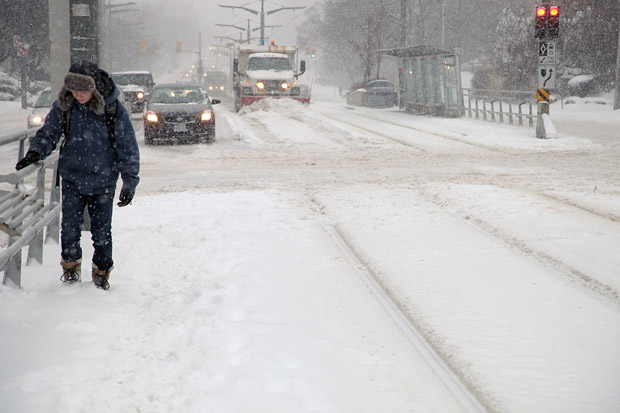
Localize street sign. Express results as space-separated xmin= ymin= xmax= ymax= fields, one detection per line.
xmin=13 ymin=35 xmax=21 ymax=47
xmin=538 ymin=41 xmax=556 ymax=64
xmin=538 ymin=64 xmax=556 ymax=89
xmin=537 ymin=88 xmax=550 ymax=102
xmin=17 ymin=43 xmax=30 ymax=57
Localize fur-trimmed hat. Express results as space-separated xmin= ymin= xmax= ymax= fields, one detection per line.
xmin=58 ymin=60 xmax=106 ymax=114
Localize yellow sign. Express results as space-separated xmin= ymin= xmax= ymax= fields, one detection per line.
xmin=537 ymin=88 xmax=549 ymax=102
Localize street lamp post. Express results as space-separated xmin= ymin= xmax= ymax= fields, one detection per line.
xmin=216 ymin=22 xmax=248 ymax=43
xmin=219 ymin=0 xmax=304 ymax=44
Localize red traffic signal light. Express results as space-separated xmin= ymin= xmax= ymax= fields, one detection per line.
xmin=547 ymin=5 xmax=560 ymax=38
xmin=549 ymin=6 xmax=559 ymax=17
xmin=535 ymin=6 xmax=547 ymax=39
xmin=535 ymin=5 xmax=560 ymax=39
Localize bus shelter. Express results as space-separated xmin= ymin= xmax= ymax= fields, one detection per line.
xmin=383 ymin=46 xmax=464 ymax=117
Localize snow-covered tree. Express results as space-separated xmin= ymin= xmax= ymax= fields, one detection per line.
xmin=297 ymin=0 xmax=400 ymax=88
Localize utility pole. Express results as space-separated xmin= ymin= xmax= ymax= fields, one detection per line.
xmin=18 ymin=1 xmax=28 ymax=109
xmin=400 ymin=0 xmax=407 ymax=48
xmin=198 ymin=32 xmax=204 ymax=83
xmin=441 ymin=0 xmax=446 ymax=46
xmin=104 ymin=1 xmax=138 ymax=71
xmin=398 ymin=0 xmax=408 ymax=109
xmin=219 ymin=0 xmax=305 ymax=44
xmin=615 ymin=1 xmax=620 ymax=110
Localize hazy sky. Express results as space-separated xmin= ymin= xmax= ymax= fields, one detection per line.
xmin=134 ymin=0 xmax=318 ymax=48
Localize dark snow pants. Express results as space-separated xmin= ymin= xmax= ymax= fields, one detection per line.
xmin=61 ymin=183 xmax=114 ymax=271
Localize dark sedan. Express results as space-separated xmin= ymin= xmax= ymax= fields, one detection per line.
xmin=144 ymin=83 xmax=220 ymax=145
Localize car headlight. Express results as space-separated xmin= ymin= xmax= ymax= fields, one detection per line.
xmin=29 ymin=115 xmax=44 ymax=126
xmin=255 ymin=82 xmax=265 ymax=90
xmin=201 ymin=110 xmax=213 ymax=122
xmin=145 ymin=111 xmax=159 ymax=123
xmin=220 ymin=86 xmax=225 ymax=90
xmin=209 ymin=86 xmax=213 ymax=90
xmin=281 ymin=82 xmax=290 ymax=90
xmin=136 ymin=91 xmax=145 ymax=100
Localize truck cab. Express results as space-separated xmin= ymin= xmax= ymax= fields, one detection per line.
xmin=233 ymin=44 xmax=306 ymax=111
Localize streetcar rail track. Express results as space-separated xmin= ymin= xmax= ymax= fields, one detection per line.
xmin=325 ymin=223 xmax=488 ymax=412
xmin=319 ymin=110 xmax=505 ymax=154
xmin=420 ymin=189 xmax=620 ymax=307
xmin=318 ymin=109 xmax=620 ymax=224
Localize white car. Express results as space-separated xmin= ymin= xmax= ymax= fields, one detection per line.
xmin=27 ymin=88 xmax=51 ymax=129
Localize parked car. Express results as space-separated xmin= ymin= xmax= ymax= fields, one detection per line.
xmin=144 ymin=83 xmax=220 ymax=145
xmin=365 ymin=80 xmax=397 ymax=108
xmin=111 ymin=71 xmax=155 ymax=113
xmin=27 ymin=88 xmax=52 ymax=128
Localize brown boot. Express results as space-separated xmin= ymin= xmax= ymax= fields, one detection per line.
xmin=60 ymin=261 xmax=81 ymax=283
xmin=92 ymin=265 xmax=113 ymax=290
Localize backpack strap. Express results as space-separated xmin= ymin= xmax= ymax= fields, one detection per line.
xmin=105 ymin=100 xmax=118 ymax=149
xmin=60 ymin=108 xmax=72 ymax=152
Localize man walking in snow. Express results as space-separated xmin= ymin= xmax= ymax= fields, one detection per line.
xmin=15 ymin=60 xmax=140 ymax=290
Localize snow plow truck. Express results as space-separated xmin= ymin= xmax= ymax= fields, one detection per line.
xmin=232 ymin=43 xmax=307 ymax=112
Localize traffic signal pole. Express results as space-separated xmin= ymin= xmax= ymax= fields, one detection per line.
xmin=535 ymin=4 xmax=560 ymax=138
xmin=615 ymin=18 xmax=620 ymax=110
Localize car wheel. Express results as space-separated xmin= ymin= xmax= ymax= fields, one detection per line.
xmin=144 ymin=132 xmax=154 ymax=145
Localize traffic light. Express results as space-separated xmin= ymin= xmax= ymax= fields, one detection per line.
xmin=310 ymin=48 xmax=316 ymax=59
xmin=535 ymin=5 xmax=547 ymax=39
xmin=140 ymin=39 xmax=147 ymax=53
xmin=535 ymin=5 xmax=560 ymax=39
xmin=176 ymin=41 xmax=182 ymax=53
xmin=547 ymin=5 xmax=560 ymax=38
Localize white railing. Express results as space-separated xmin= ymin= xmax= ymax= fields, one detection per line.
xmin=463 ymin=88 xmax=536 ymax=128
xmin=0 ymin=128 xmax=61 ymax=288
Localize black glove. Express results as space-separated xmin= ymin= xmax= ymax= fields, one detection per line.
xmin=15 ymin=150 xmax=41 ymax=170
xmin=117 ymin=188 xmax=134 ymax=207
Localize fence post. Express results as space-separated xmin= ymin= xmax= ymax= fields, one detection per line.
xmin=518 ymin=102 xmax=526 ymax=126
xmin=4 ymin=236 xmax=22 ymax=288
xmin=27 ymin=167 xmax=47 ymax=265
xmin=499 ymin=101 xmax=504 ymax=124
xmin=46 ymin=170 xmax=60 ymax=244
xmin=490 ymin=101 xmax=496 ymax=122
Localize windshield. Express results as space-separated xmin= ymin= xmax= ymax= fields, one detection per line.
xmin=34 ymin=90 xmax=51 ymax=107
xmin=367 ymin=81 xmax=392 ymax=88
xmin=247 ymin=57 xmax=291 ymax=72
xmin=151 ymin=87 xmax=205 ymax=104
xmin=113 ymin=73 xmax=152 ymax=87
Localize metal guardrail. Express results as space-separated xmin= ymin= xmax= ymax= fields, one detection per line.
xmin=462 ymin=88 xmax=536 ymax=128
xmin=1 ymin=128 xmax=61 ymax=288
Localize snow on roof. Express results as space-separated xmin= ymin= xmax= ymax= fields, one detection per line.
xmin=248 ymin=53 xmax=289 ymax=58
xmin=111 ymin=71 xmax=152 ymax=75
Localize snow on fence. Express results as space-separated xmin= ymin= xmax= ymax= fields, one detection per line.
xmin=463 ymin=88 xmax=536 ymax=128
xmin=0 ymin=128 xmax=61 ymax=288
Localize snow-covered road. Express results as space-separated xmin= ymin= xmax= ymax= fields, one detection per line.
xmin=1 ymin=93 xmax=619 ymax=412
